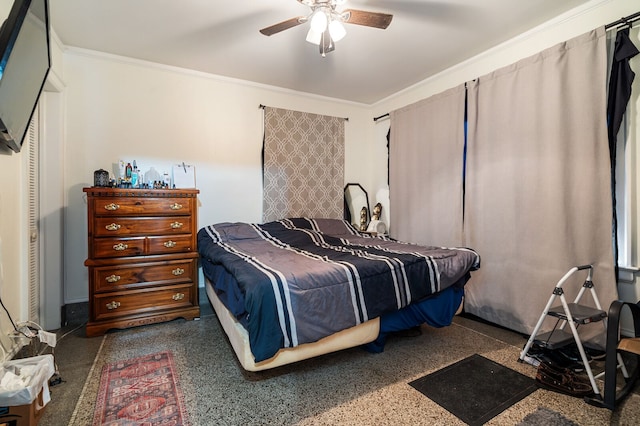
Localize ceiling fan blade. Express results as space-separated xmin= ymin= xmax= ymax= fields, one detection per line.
xmin=343 ymin=9 xmax=393 ymax=29
xmin=259 ymin=16 xmax=306 ymax=36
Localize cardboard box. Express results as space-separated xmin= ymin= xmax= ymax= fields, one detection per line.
xmin=0 ymin=355 xmax=54 ymax=426
xmin=618 ymin=337 xmax=640 ymax=355
xmin=0 ymin=387 xmax=46 ymax=426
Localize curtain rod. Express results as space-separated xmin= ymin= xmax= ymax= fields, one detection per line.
xmin=367 ymin=13 xmax=636 ymax=126
xmin=606 ymin=11 xmax=640 ymax=30
xmin=259 ymin=104 xmax=348 ymax=121
xmin=365 ymin=9 xmax=640 ymax=124
xmin=259 ymin=14 xmax=637 ymax=123
xmin=373 ymin=113 xmax=389 ymax=122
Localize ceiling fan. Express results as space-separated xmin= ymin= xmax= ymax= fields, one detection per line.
xmin=260 ymin=0 xmax=393 ymax=57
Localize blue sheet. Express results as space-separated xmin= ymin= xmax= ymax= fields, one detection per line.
xmin=363 ymin=285 xmax=465 ymax=353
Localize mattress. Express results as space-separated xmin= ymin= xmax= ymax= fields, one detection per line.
xmin=205 ymin=278 xmax=380 ymax=372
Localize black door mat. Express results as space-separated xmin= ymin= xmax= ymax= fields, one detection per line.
xmin=410 ymin=354 xmax=537 ymax=426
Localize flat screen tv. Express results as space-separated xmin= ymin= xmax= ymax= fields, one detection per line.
xmin=0 ymin=0 xmax=50 ymax=153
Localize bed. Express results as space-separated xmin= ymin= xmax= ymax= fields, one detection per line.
xmin=198 ymin=218 xmax=480 ymax=371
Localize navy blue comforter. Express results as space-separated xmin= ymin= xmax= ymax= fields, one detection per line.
xmin=198 ymin=218 xmax=480 ymax=362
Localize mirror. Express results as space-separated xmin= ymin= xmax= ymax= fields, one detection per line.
xmin=344 ymin=183 xmax=370 ymax=231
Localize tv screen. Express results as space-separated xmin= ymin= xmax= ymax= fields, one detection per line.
xmin=0 ymin=0 xmax=50 ymax=153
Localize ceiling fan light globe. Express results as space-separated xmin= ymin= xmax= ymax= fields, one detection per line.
xmin=306 ymin=28 xmax=322 ymax=45
xmin=310 ymin=10 xmax=328 ymax=32
xmin=329 ymin=20 xmax=346 ymax=42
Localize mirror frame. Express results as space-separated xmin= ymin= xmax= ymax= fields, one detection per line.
xmin=344 ymin=183 xmax=370 ymax=229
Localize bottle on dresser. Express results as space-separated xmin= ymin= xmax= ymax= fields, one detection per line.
xmin=131 ymin=160 xmax=139 ymax=188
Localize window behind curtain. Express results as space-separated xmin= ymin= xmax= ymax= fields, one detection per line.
xmin=389 ymin=85 xmax=466 ymax=247
xmin=610 ymin=26 xmax=640 ymax=268
xmin=464 ymin=28 xmax=617 ymax=336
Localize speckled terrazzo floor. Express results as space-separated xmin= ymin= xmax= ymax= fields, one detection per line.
xmin=40 ymin=296 xmax=640 ymax=426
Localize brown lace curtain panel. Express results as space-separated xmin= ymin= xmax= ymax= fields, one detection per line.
xmin=389 ymin=27 xmax=618 ymax=336
xmin=262 ymin=107 xmax=345 ymax=222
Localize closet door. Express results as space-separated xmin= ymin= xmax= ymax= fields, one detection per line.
xmin=27 ymin=106 xmax=40 ymax=324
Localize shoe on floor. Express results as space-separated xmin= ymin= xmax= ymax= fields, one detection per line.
xmin=535 ymin=361 xmax=594 ymax=397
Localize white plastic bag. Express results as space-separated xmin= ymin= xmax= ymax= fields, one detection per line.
xmin=0 ymin=354 xmax=55 ymax=406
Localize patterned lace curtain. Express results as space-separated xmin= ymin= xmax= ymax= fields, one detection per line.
xmin=263 ymin=107 xmax=345 ymax=222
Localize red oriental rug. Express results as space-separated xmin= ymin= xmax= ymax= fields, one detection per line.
xmin=92 ymin=351 xmax=190 ymax=426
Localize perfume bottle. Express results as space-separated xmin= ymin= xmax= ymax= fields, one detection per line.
xmin=119 ymin=160 xmax=126 ymax=180
xmin=131 ymin=160 xmax=139 ymax=188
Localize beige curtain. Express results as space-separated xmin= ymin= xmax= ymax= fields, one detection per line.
xmin=389 ymin=85 xmax=466 ymax=247
xmin=464 ymin=27 xmax=617 ymax=335
xmin=263 ymin=107 xmax=345 ymax=222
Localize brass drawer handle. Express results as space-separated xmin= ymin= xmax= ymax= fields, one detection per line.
xmin=163 ymin=240 xmax=177 ymax=248
xmin=104 ymin=203 xmax=120 ymax=211
xmin=105 ymin=274 xmax=121 ymax=283
xmin=172 ymin=267 xmax=185 ymax=276
xmin=172 ymin=293 xmax=185 ymax=301
xmin=105 ymin=223 xmax=121 ymax=231
xmin=113 ymin=243 xmax=128 ymax=251
xmin=170 ymin=203 xmax=183 ymax=210
xmin=170 ymin=221 xmax=183 ymax=229
xmin=106 ymin=301 xmax=121 ymax=310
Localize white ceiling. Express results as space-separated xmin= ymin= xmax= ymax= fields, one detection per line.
xmin=48 ymin=0 xmax=592 ymax=104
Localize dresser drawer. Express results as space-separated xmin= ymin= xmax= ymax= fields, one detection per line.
xmin=92 ymin=234 xmax=194 ymax=258
xmin=92 ymin=197 xmax=193 ymax=217
xmin=93 ymin=259 xmax=196 ymax=292
xmin=147 ymin=235 xmax=194 ymax=254
xmin=93 ymin=237 xmax=145 ymax=258
xmin=94 ymin=216 xmax=193 ymax=237
xmin=93 ymin=284 xmax=195 ymax=321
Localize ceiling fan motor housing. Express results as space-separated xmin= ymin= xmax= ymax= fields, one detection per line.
xmin=260 ymin=0 xmax=393 ymax=56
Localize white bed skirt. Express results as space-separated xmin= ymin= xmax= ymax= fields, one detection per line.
xmin=205 ymin=279 xmax=380 ymax=371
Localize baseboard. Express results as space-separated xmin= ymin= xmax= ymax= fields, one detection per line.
xmin=61 ymin=302 xmax=89 ymax=327
xmin=1 ymin=338 xmax=24 ymax=362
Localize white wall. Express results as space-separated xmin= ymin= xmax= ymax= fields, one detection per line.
xmin=0 ymin=0 xmax=22 ymax=360
xmin=62 ymin=50 xmax=373 ymax=303
xmin=372 ymin=0 xmax=637 ymax=117
xmin=0 ymin=3 xmax=65 ymax=353
xmin=0 ymin=133 xmax=29 ymax=356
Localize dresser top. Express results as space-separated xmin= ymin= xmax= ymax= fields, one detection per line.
xmin=83 ymin=187 xmax=199 ymax=198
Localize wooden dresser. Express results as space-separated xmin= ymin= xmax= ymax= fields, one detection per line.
xmin=83 ymin=187 xmax=200 ymax=337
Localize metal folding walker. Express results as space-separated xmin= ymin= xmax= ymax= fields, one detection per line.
xmin=519 ymin=265 xmax=629 ymax=398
